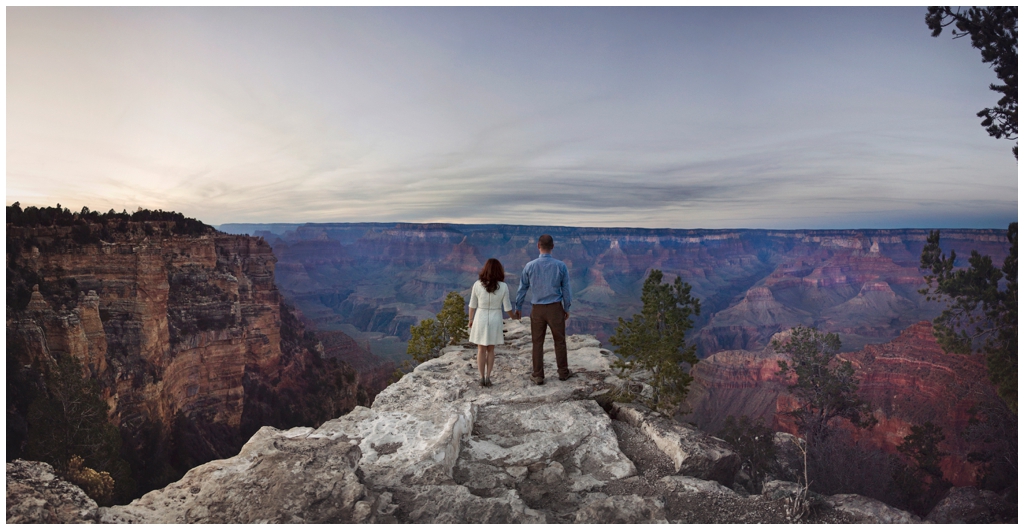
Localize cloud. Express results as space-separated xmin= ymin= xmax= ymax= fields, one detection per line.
xmin=6 ymin=7 xmax=1017 ymax=229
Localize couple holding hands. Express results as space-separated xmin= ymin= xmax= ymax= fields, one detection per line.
xmin=468 ymin=234 xmax=572 ymax=388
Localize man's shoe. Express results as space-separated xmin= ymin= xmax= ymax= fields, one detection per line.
xmin=531 ymin=375 xmax=545 ymax=385
xmin=558 ymin=371 xmax=576 ymax=381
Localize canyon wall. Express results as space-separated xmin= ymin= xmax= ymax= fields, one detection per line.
xmin=6 ymin=214 xmax=368 ymax=499
xmin=221 ymin=222 xmax=1011 ymax=359
xmin=681 ymin=322 xmax=1010 ymax=488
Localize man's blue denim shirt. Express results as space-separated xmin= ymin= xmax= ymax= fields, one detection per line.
xmin=515 ymin=253 xmax=572 ymax=312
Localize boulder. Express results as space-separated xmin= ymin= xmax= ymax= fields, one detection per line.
xmin=610 ymin=401 xmax=740 ymax=485
xmin=100 ymin=426 xmax=373 ymax=523
xmin=926 ymin=486 xmax=1016 ymax=524
xmin=827 ymin=494 xmax=920 ymax=524
xmin=658 ymin=475 xmax=739 ymax=496
xmin=771 ymin=432 xmax=804 ymax=483
xmin=574 ymin=494 xmax=668 ymax=523
xmin=761 ymin=480 xmax=806 ymax=501
xmin=6 ymin=460 xmax=98 ymax=524
xmin=388 ymin=485 xmax=544 ymax=524
xmin=7 ymin=320 xmax=918 ymax=524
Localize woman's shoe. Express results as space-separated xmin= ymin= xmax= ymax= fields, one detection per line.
xmin=480 ymin=377 xmax=487 ymax=387
xmin=484 ymin=377 xmax=492 ymax=387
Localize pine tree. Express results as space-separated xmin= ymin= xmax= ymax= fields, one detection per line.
xmin=775 ymin=327 xmax=876 ymax=440
xmin=894 ymin=422 xmax=952 ymax=516
xmin=406 ymin=291 xmax=468 ymax=364
xmin=609 ymin=269 xmax=700 ymax=413
xmin=436 ymin=291 xmax=469 ymax=346
xmin=23 ymin=353 xmax=134 ymax=504
xmin=407 ymin=318 xmax=445 ymax=364
xmin=926 ymin=7 xmax=1017 ymax=158
xmin=920 ymin=224 xmax=1017 ymax=412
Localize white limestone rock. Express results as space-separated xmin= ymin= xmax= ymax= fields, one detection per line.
xmin=610 ymin=401 xmax=740 ymax=485
xmin=15 ymin=318 xmax=917 ymax=524
xmin=6 ymin=460 xmax=98 ymax=524
xmin=827 ymin=493 xmax=922 ymax=524
xmin=658 ymin=475 xmax=740 ymax=496
xmin=574 ymin=494 xmax=668 ymax=523
xmin=100 ymin=426 xmax=372 ymax=523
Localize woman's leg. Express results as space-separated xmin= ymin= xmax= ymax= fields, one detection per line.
xmin=477 ymin=345 xmax=487 ymax=383
xmin=486 ymin=345 xmax=496 ymax=378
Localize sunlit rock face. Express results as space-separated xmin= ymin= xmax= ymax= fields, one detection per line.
xmin=222 ymin=222 xmax=1010 ymax=356
xmin=6 ymin=222 xmax=363 ymax=479
xmin=682 ymin=322 xmax=1006 ymax=487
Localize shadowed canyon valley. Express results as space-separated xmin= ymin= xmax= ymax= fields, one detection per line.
xmin=6 ymin=212 xmax=1015 ymax=523
xmin=222 ymin=222 xmax=1009 ymax=357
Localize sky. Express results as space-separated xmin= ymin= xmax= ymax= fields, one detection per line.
xmin=6 ymin=7 xmax=1018 ymax=229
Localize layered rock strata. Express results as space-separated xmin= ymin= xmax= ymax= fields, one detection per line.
xmin=6 ymin=221 xmax=364 ymax=496
xmin=682 ymin=321 xmax=1006 ymax=487
xmin=222 ymin=222 xmax=1010 ymax=355
xmin=5 ymin=321 xmax=916 ymax=524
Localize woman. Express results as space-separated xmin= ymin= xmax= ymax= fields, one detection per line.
xmin=468 ymin=258 xmax=512 ymax=387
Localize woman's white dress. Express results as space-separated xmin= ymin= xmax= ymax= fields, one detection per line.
xmin=469 ymin=280 xmax=511 ymax=346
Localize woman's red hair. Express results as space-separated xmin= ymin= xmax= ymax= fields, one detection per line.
xmin=479 ymin=258 xmax=505 ymax=293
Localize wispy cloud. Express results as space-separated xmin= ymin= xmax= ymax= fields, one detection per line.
xmin=6 ymin=7 xmax=1017 ymax=229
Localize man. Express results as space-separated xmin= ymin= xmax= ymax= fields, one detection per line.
xmin=513 ymin=234 xmax=572 ymax=385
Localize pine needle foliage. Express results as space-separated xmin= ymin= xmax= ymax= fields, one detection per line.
xmin=920 ymin=223 xmax=1017 ymax=412
xmin=609 ymin=270 xmax=700 ymax=413
xmin=775 ymin=327 xmax=876 ymax=440
xmin=437 ymin=291 xmax=469 ymax=346
xmin=925 ymin=7 xmax=1018 ymax=158
xmin=23 ymin=353 xmax=133 ymax=504
xmin=407 ymin=291 xmax=468 ymax=364
xmin=893 ymin=422 xmax=952 ymax=516
xmin=718 ymin=415 xmax=778 ymax=494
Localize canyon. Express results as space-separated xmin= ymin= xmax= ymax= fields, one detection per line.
xmin=682 ymin=321 xmax=1012 ymax=488
xmin=9 ymin=320 xmax=1013 ymax=523
xmin=6 ymin=210 xmax=375 ymax=501
xmin=7 ymin=210 xmax=1014 ymax=521
xmin=4 ymin=320 xmax=927 ymax=524
xmin=220 ymin=222 xmax=1011 ymax=362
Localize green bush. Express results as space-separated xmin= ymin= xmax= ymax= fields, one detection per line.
xmin=609 ymin=270 xmax=700 ymax=414
xmin=407 ymin=291 xmax=468 ymax=364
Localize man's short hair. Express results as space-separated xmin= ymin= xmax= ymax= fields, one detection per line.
xmin=538 ymin=234 xmax=554 ymax=250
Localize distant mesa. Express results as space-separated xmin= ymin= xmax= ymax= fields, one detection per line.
xmin=217 ymin=222 xmax=1011 ymax=358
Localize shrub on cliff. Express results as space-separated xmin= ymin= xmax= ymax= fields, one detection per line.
xmin=893 ymin=422 xmax=952 ymax=516
xmin=774 ymin=327 xmax=879 ymax=509
xmin=718 ymin=415 xmax=777 ymax=493
xmin=407 ymin=291 xmax=469 ymax=364
xmin=65 ymin=455 xmax=115 ymax=505
xmin=609 ymin=269 xmax=701 ymax=414
xmin=775 ymin=327 xmax=876 ymax=440
xmin=920 ymin=223 xmax=1017 ymax=413
xmin=23 ymin=353 xmax=134 ymax=504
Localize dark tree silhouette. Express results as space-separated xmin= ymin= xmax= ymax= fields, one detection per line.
xmin=920 ymin=223 xmax=1017 ymax=412
xmin=926 ymin=6 xmax=1018 ymax=158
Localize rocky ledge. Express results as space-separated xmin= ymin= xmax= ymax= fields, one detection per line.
xmin=8 ymin=321 xmax=920 ymax=524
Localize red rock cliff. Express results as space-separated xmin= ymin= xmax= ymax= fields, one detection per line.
xmin=682 ymin=322 xmax=1005 ymax=487
xmin=7 ymin=216 xmax=364 ymax=497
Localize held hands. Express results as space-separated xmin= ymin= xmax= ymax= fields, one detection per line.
xmin=511 ymin=310 xmax=522 ymax=320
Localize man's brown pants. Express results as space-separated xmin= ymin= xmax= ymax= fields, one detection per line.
xmin=530 ymin=302 xmax=569 ymax=380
